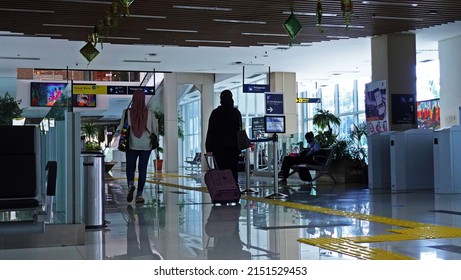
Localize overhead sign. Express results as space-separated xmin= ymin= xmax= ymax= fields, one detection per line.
xmin=107 ymin=86 xmax=128 ymax=95
xmin=265 ymin=92 xmax=284 ymax=115
xmin=128 ymin=86 xmax=155 ymax=95
xmin=73 ymin=84 xmax=107 ymax=94
xmin=296 ymin=97 xmax=321 ymax=103
xmin=243 ymin=84 xmax=270 ymax=93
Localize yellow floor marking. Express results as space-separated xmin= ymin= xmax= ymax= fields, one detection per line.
xmin=297 ymin=237 xmax=415 ymax=260
xmin=145 ymin=177 xmax=461 ymax=259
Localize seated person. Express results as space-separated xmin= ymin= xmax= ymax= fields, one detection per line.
xmin=279 ymin=131 xmax=321 ymax=183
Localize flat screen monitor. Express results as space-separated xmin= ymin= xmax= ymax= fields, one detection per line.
xmin=30 ymin=82 xmax=68 ymax=107
xmin=264 ymin=115 xmax=285 ymax=134
xmin=72 ymin=94 xmax=97 ymax=107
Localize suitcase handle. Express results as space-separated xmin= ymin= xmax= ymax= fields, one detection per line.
xmin=204 ymin=154 xmax=219 ymax=170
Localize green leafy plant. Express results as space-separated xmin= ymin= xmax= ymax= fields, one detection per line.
xmin=0 ymin=92 xmax=23 ymax=125
xmin=313 ymin=109 xmax=340 ymax=147
xmin=81 ymin=122 xmax=103 ymax=151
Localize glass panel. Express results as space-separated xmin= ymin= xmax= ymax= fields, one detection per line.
xmin=357 ymin=77 xmax=370 ymax=112
xmin=338 ymin=81 xmax=354 ymax=114
xmin=320 ymin=85 xmax=335 ymax=113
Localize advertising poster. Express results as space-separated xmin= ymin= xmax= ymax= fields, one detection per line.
xmin=365 ymin=80 xmax=388 ymax=135
xmin=417 ymin=98 xmax=440 ymax=129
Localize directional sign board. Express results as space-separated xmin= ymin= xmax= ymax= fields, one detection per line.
xmin=296 ymin=97 xmax=321 ymax=103
xmin=265 ymin=92 xmax=284 ymax=115
xmin=243 ymin=84 xmax=270 ymax=93
xmin=107 ymin=86 xmax=128 ymax=95
xmin=128 ymin=86 xmax=155 ymax=95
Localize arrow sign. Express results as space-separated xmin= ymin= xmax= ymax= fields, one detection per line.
xmin=265 ymin=92 xmax=284 ymax=115
xmin=296 ymin=97 xmax=321 ymax=103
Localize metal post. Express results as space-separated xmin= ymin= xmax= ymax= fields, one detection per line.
xmin=265 ymin=133 xmax=286 ymax=199
xmin=242 ymin=147 xmax=258 ymax=194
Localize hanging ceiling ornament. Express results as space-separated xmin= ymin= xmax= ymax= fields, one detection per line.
xmin=341 ymin=0 xmax=354 ymax=30
xmin=283 ymin=10 xmax=302 ymax=45
xmin=80 ymin=39 xmax=100 ymax=65
xmin=316 ymin=0 xmax=323 ymax=33
xmin=119 ymin=0 xmax=134 ymax=16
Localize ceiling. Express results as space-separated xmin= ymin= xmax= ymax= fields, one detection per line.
xmin=1 ymin=1 xmax=461 ymax=88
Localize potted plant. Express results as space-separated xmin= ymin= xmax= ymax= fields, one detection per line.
xmin=81 ymin=122 xmax=103 ymax=151
xmin=0 ymin=92 xmax=23 ymax=125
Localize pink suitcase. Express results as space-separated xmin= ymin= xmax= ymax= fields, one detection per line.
xmin=204 ymin=156 xmax=241 ymax=205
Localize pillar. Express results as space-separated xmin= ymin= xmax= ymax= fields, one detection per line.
xmin=269 ymin=72 xmax=297 ymax=135
xmin=371 ymin=33 xmax=417 ymax=131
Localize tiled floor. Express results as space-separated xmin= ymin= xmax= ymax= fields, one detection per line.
xmin=2 ymin=165 xmax=461 ymax=260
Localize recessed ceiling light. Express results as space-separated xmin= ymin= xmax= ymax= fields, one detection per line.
xmin=372 ymin=15 xmax=423 ymax=21
xmin=186 ymin=39 xmax=231 ymax=44
xmin=242 ymin=32 xmax=288 ymax=37
xmin=362 ymin=1 xmax=418 ymax=7
xmin=282 ymin=11 xmax=336 ymax=17
xmin=131 ymin=14 xmax=167 ymax=19
xmin=319 ymin=24 xmax=365 ymax=29
xmin=146 ymin=28 xmax=197 ymax=33
xmin=173 ymin=5 xmax=232 ymax=11
xmin=0 ymin=8 xmax=55 ymax=13
xmin=213 ymin=19 xmax=266 ymax=24
xmin=105 ymin=36 xmax=141 ymax=40
xmin=43 ymin=23 xmax=93 ymax=28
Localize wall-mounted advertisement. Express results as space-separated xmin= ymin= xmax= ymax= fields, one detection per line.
xmin=417 ymin=98 xmax=440 ymax=129
xmin=365 ymin=80 xmax=389 ymax=135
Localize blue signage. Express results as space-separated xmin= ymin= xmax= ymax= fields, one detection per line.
xmin=128 ymin=86 xmax=155 ymax=95
xmin=107 ymin=86 xmax=128 ymax=95
xmin=243 ymin=84 xmax=270 ymax=93
xmin=265 ymin=93 xmax=284 ymax=115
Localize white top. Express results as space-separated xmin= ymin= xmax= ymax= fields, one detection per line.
xmin=118 ymin=108 xmax=158 ymax=150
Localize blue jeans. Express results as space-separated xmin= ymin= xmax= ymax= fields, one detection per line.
xmin=125 ymin=149 xmax=152 ymax=195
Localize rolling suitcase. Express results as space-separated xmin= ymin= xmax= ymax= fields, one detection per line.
xmin=204 ymin=155 xmax=241 ymax=205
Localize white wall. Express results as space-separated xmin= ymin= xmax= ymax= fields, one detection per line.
xmin=439 ymin=35 xmax=461 ymax=127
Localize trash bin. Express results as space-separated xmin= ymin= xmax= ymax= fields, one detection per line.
xmin=81 ymin=151 xmax=105 ymax=228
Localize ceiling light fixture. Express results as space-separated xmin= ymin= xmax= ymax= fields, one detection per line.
xmin=185 ymin=39 xmax=231 ymax=44
xmin=282 ymin=11 xmax=337 ymax=17
xmin=104 ymin=36 xmax=140 ymax=40
xmin=243 ymin=32 xmax=288 ymax=37
xmin=130 ymin=14 xmax=166 ymax=19
xmin=146 ymin=28 xmax=197 ymax=33
xmin=372 ymin=15 xmax=423 ymax=21
xmin=173 ymin=5 xmax=232 ymax=11
xmin=319 ymin=24 xmax=365 ymax=29
xmin=0 ymin=8 xmax=55 ymax=13
xmin=0 ymin=56 xmax=40 ymax=61
xmin=213 ymin=19 xmax=266 ymax=24
xmin=57 ymin=0 xmax=112 ymax=4
xmin=43 ymin=23 xmax=93 ymax=28
xmin=362 ymin=1 xmax=418 ymax=7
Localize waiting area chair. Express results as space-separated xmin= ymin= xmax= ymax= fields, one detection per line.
xmin=185 ymin=152 xmax=201 ymax=174
xmin=291 ymin=148 xmax=337 ymax=184
xmin=0 ymin=125 xmax=57 ymax=235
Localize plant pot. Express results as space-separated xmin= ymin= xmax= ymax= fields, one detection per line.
xmin=154 ymin=159 xmax=163 ymax=172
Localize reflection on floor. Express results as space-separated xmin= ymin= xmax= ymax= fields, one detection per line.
xmin=2 ymin=165 xmax=461 ymax=260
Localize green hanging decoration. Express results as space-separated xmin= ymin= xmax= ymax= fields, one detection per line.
xmin=80 ymin=40 xmax=100 ymax=65
xmin=119 ymin=0 xmax=134 ymax=16
xmin=283 ymin=11 xmax=303 ymax=46
xmin=341 ymin=0 xmax=354 ymax=30
xmin=316 ymin=0 xmax=323 ymax=33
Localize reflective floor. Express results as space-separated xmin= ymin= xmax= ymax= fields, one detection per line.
xmin=2 ymin=164 xmax=461 ymax=260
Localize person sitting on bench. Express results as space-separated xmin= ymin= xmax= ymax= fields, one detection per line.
xmin=278 ymin=131 xmax=321 ymax=183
